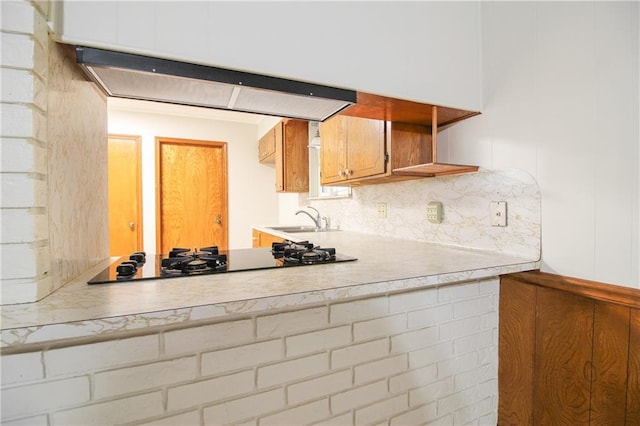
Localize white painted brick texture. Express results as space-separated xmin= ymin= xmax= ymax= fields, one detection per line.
xmin=93 ymin=356 xmax=197 ymax=399
xmin=163 ymin=318 xmax=253 ymax=355
xmin=2 ymin=376 xmax=90 ymax=420
xmin=201 ymin=339 xmax=282 ymax=376
xmin=167 ymin=369 xmax=255 ymax=411
xmin=0 ymin=278 xmax=499 ymax=425
xmin=1 ymin=0 xmax=50 ymax=305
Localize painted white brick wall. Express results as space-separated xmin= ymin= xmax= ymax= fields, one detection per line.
xmin=0 ymin=0 xmax=52 ymax=304
xmin=2 ymin=0 xmax=108 ymax=304
xmin=0 ymin=278 xmax=499 ymax=425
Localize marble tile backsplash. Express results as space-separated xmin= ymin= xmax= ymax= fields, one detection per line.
xmin=308 ymin=168 xmax=541 ymax=259
xmin=46 ymin=40 xmax=109 ymax=295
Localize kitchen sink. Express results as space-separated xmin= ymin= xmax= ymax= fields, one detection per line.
xmin=267 ymin=226 xmax=338 ymax=233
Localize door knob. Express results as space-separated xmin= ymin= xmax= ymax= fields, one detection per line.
xmin=215 ymin=214 xmax=222 ymax=225
xmin=129 ymin=222 xmax=135 ymax=230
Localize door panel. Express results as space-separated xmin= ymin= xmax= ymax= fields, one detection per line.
xmin=320 ymin=116 xmax=347 ymax=184
xmin=156 ymin=138 xmax=228 ymax=254
xmin=627 ymin=309 xmax=640 ymax=424
xmin=346 ymin=117 xmax=385 ymax=179
xmin=108 ymin=134 xmax=143 ymax=256
xmin=534 ymin=287 xmax=593 ymax=425
xmin=590 ymin=301 xmax=630 ymax=424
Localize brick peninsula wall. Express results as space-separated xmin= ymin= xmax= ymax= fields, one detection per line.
xmin=1 ymin=279 xmax=498 ymax=425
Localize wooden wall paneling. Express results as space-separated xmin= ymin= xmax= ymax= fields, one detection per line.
xmin=534 ymin=287 xmax=594 ymax=425
xmin=504 ymin=271 xmax=640 ymax=310
xmin=627 ymin=309 xmax=640 ymax=425
xmin=498 ymin=277 xmax=536 ymax=425
xmin=591 ymin=301 xmax=630 ymax=424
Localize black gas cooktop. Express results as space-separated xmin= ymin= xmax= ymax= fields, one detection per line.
xmin=88 ymin=241 xmax=357 ymax=285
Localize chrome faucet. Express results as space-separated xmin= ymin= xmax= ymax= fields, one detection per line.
xmin=295 ymin=206 xmax=322 ymax=230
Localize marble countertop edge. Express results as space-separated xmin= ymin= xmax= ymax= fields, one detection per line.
xmin=0 ymin=259 xmax=539 ymax=349
xmin=1 ymin=231 xmax=540 ymax=349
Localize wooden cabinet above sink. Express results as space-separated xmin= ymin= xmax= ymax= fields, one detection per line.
xmin=320 ymin=99 xmax=479 ymax=186
xmin=258 ymin=119 xmax=309 ymax=193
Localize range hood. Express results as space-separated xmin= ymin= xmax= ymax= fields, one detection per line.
xmin=74 ymin=46 xmax=356 ymax=122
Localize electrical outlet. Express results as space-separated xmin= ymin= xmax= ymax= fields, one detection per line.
xmin=426 ymin=201 xmax=443 ymax=223
xmin=376 ymin=203 xmax=387 ymax=218
xmin=490 ymin=201 xmax=507 ymax=227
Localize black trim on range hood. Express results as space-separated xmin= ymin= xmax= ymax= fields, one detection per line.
xmin=75 ymin=46 xmax=356 ymax=121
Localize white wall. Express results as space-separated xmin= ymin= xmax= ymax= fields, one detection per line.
xmin=439 ymin=2 xmax=639 ymax=288
xmin=108 ymin=102 xmax=280 ymax=251
xmin=54 ymin=1 xmax=482 ymax=111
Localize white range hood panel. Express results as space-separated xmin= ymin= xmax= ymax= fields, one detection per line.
xmin=74 ymin=46 xmax=356 ymax=122
xmin=89 ymin=66 xmax=235 ymax=109
xmin=232 ymin=86 xmax=353 ymax=122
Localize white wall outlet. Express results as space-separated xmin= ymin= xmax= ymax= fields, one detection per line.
xmin=376 ymin=203 xmax=387 ymax=218
xmin=490 ymin=201 xmax=507 ymax=227
xmin=426 ymin=201 xmax=443 ymax=223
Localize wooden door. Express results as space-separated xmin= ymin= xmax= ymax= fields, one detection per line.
xmin=346 ymin=116 xmax=386 ymax=180
xmin=320 ymin=115 xmax=347 ymax=184
xmin=156 ymin=137 xmax=228 ymax=254
xmin=108 ymin=134 xmax=143 ymax=256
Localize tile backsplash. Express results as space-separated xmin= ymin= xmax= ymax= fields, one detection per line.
xmin=309 ymin=168 xmax=541 ymax=259
xmin=46 ymin=40 xmax=109 ymax=296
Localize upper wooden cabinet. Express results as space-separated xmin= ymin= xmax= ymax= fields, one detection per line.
xmin=320 ymin=116 xmax=384 ymax=184
xmin=259 ymin=119 xmax=309 ymax=193
xmin=258 ymin=127 xmax=276 ymax=163
xmin=320 ymin=115 xmax=436 ymax=186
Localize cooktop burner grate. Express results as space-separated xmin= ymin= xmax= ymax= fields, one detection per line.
xmin=88 ymin=240 xmax=357 ymax=285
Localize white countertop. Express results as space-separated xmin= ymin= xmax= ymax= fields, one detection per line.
xmin=0 ymin=231 xmax=539 ymax=348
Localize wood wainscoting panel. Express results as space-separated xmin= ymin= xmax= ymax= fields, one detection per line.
xmin=500 ymin=271 xmax=640 ymax=425
xmin=627 ymin=309 xmax=640 ymax=424
xmin=534 ymin=287 xmax=594 ymax=425
xmin=591 ymin=301 xmax=630 ymax=424
xmin=498 ymin=277 xmax=535 ymax=425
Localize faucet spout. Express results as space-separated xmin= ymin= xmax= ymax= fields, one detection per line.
xmin=295 ymin=207 xmax=322 ymax=230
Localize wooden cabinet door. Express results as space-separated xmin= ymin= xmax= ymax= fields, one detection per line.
xmin=274 ymin=122 xmax=284 ymax=191
xmin=534 ymin=287 xmax=593 ymax=424
xmin=279 ymin=119 xmax=309 ymax=192
xmin=346 ymin=117 xmax=386 ymax=180
xmin=626 ymin=309 xmax=640 ymax=424
xmin=320 ymin=115 xmax=347 ymax=184
xmin=259 ymin=127 xmax=276 ymax=163
xmin=252 ymin=229 xmax=284 ymax=248
xmin=499 ymin=273 xmax=640 ymax=425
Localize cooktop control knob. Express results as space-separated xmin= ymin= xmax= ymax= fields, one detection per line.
xmin=129 ymin=252 xmax=146 ymax=265
xmin=116 ymin=261 xmax=137 ymax=277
